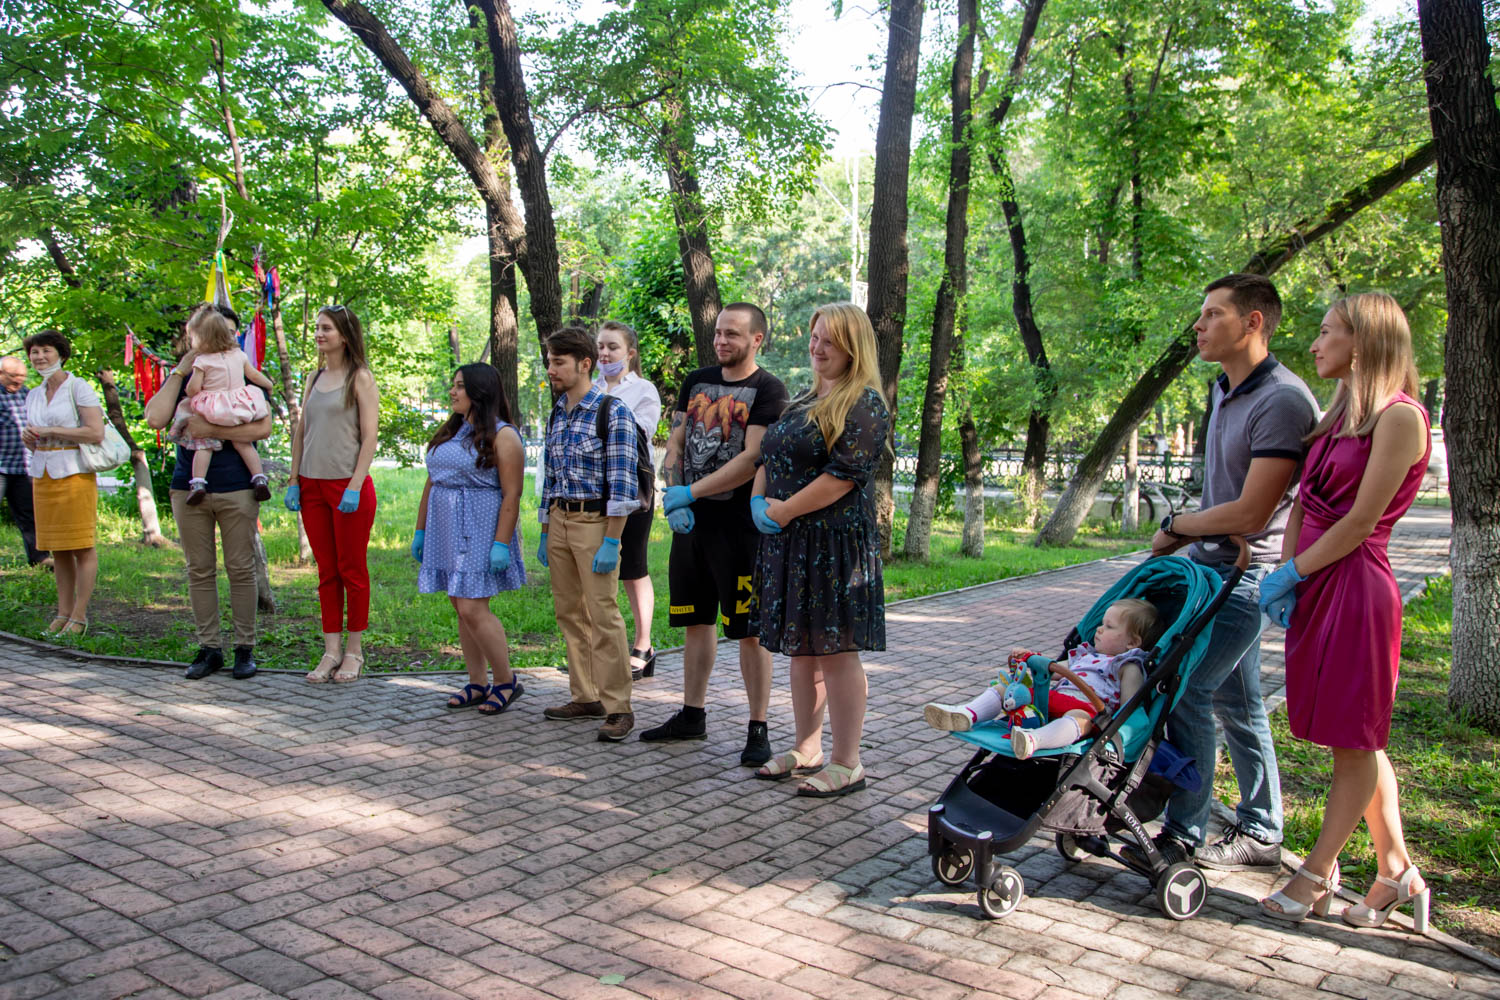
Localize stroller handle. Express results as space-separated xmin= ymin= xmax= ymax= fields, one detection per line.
xmin=1152 ymin=533 xmax=1251 ymax=571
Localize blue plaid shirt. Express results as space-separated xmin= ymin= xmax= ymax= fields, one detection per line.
xmin=540 ymin=385 xmax=639 ymax=524
xmin=0 ymin=386 xmax=28 ymax=475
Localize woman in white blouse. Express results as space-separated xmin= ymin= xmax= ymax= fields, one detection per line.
xmin=21 ymin=330 xmax=105 ymax=635
xmin=595 ymin=321 xmax=662 ymax=680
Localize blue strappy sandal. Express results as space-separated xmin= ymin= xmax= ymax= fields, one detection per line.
xmin=445 ymin=683 xmax=490 ymax=710
xmin=478 ymin=676 xmax=524 ymax=715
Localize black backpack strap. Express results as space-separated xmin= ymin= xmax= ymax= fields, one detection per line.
xmin=596 ymin=393 xmax=614 ymax=504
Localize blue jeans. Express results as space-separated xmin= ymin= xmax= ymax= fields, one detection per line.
xmin=1164 ymin=562 xmax=1282 ymax=847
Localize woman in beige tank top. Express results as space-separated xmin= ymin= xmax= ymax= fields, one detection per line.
xmin=284 ymin=305 xmax=380 ymax=683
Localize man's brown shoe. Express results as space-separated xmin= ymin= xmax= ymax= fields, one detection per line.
xmin=598 ymin=713 xmax=635 ymax=742
xmin=543 ymin=700 xmax=606 ymax=721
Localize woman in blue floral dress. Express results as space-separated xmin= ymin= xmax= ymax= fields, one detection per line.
xmin=413 ymin=364 xmax=527 ymax=715
xmin=750 ymin=302 xmax=890 ymax=797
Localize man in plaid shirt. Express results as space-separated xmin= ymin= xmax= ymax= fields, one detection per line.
xmin=0 ymin=355 xmax=47 ymax=567
xmin=538 ymin=325 xmax=640 ymax=743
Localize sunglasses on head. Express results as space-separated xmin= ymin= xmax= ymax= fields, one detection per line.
xmin=321 ymin=304 xmax=347 ymax=313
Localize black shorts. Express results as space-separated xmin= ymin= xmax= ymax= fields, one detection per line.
xmin=619 ymin=506 xmax=653 ymax=582
xmin=668 ymin=512 xmax=758 ymax=639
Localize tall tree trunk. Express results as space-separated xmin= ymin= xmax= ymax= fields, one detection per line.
xmin=905 ymin=0 xmax=977 ymax=560
xmin=982 ymin=0 xmax=1050 ymax=525
xmin=866 ymin=0 xmax=926 ymax=556
xmin=448 ymin=323 xmax=462 ymax=366
xmin=1418 ymin=0 xmax=1500 ymax=732
xmin=1421 ymin=376 xmax=1441 ymax=419
xmin=1036 ymin=139 xmax=1437 ymax=545
xmin=322 ymin=0 xmax=532 ymax=399
xmin=270 ymin=300 xmax=312 ymax=563
xmin=954 ymin=336 xmax=984 ymax=557
xmin=662 ymin=104 xmax=723 ymax=370
xmin=1121 ymin=426 xmax=1140 ymax=531
xmin=96 ymin=369 xmax=170 ymax=548
xmin=473 ymin=0 xmax=563 ymax=344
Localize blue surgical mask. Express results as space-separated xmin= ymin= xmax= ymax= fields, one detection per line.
xmin=599 ymin=359 xmax=627 ymax=378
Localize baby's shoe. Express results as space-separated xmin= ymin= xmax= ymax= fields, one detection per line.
xmin=186 ymin=478 xmax=209 ymax=506
xmin=923 ymin=703 xmax=975 ymax=732
xmin=1010 ymin=728 xmax=1037 ymax=759
xmin=250 ymin=473 xmax=272 ymax=502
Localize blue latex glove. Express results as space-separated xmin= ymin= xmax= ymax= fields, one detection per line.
xmin=591 ymin=536 xmax=621 ymax=574
xmin=283 ymin=482 xmax=301 ymax=512
xmin=667 ymin=507 xmax=695 ymax=534
xmin=489 ymin=540 xmax=511 ymax=574
xmin=662 ymin=485 xmax=695 ymax=513
xmin=411 ymin=529 xmax=425 ymax=563
xmin=337 ymin=488 xmax=360 ymax=513
xmin=1264 ymin=592 xmax=1297 ymax=629
xmin=1258 ymin=560 xmax=1306 ymax=627
xmin=750 ymin=495 xmax=782 ymax=535
xmin=537 ymin=531 xmax=549 ymax=568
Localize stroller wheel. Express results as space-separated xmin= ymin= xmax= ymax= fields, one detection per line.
xmin=977 ymin=865 xmax=1024 ymax=919
xmin=931 ymin=846 xmax=975 ymax=887
xmin=1155 ymin=861 xmax=1208 ymax=920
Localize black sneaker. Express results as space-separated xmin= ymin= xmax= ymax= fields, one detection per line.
xmin=1120 ymin=830 xmax=1193 ymax=870
xmin=1194 ymin=826 xmax=1282 ymax=872
xmin=232 ymin=646 xmax=258 ymax=680
xmin=740 ymin=721 xmax=771 ymax=766
xmin=184 ymin=647 xmax=223 ymax=680
xmin=639 ymin=708 xmax=707 ymax=742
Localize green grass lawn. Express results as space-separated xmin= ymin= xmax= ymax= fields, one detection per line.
xmin=1217 ymin=576 xmax=1499 ymax=954
xmin=0 ymin=468 xmax=1148 ymax=674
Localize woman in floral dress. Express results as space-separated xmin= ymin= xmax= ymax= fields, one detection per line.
xmin=750 ymin=302 xmax=890 ymax=797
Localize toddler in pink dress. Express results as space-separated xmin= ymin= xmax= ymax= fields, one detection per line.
xmin=168 ymin=310 xmax=275 ymax=504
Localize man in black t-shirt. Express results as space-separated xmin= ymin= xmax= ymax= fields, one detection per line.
xmin=144 ymin=305 xmax=273 ymax=682
xmin=641 ymin=303 xmax=788 ymax=766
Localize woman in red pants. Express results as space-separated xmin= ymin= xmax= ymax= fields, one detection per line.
xmin=285 ymin=305 xmax=380 ymax=683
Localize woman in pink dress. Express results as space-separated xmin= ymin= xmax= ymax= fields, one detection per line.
xmin=1256 ymin=292 xmax=1431 ymax=931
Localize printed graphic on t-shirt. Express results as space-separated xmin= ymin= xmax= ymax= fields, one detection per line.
xmin=682 ymin=384 xmax=756 ymax=499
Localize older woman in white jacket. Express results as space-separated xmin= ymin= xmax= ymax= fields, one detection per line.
xmin=21 ymin=330 xmax=105 ymax=635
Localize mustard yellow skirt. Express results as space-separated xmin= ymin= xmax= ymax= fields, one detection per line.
xmin=34 ymin=471 xmax=98 ymax=551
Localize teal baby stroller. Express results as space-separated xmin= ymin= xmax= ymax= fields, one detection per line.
xmin=926 ymin=539 xmax=1250 ymax=921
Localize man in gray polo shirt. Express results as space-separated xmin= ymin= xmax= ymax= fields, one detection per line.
xmin=1137 ymin=273 xmax=1318 ymax=871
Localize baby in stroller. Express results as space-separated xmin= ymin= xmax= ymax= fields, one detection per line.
xmin=923 ymin=598 xmax=1158 ymax=759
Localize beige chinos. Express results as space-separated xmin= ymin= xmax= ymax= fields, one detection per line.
xmin=170 ymin=488 xmax=259 ymax=649
xmin=548 ymin=507 xmax=631 ymax=714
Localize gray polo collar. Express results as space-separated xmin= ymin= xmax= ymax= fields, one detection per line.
xmin=1215 ymin=354 xmax=1283 ymax=400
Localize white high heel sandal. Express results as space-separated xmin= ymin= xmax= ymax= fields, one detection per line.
xmin=1343 ymin=865 xmax=1430 ymax=933
xmin=1259 ymin=862 xmax=1340 ymax=923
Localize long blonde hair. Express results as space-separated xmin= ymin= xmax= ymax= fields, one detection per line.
xmin=797 ymin=302 xmax=886 ymax=449
xmin=1308 ymin=292 xmax=1420 ymax=441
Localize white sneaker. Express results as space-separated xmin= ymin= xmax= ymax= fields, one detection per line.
xmin=1011 ymin=728 xmax=1037 ymax=759
xmin=923 ymin=703 xmax=974 ymax=732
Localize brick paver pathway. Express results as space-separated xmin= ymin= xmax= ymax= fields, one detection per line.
xmin=4 ymin=505 xmax=1494 ymax=1000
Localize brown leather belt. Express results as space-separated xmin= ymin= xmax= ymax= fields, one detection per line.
xmin=551 ymin=498 xmax=605 ymax=513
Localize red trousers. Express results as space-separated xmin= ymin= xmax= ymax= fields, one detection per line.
xmin=299 ymin=476 xmax=376 ymax=633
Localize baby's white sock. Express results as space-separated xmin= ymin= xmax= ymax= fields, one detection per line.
xmin=1011 ymin=716 xmax=1083 ymax=759
xmin=963 ymin=687 xmax=1005 ymax=722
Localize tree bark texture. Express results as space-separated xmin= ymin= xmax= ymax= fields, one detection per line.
xmin=905 ymin=0 xmax=976 ymax=560
xmin=210 ymin=37 xmax=249 ymax=201
xmin=983 ymin=0 xmax=1050 ymax=524
xmin=323 ymin=0 xmax=531 ymax=399
xmin=1418 ymin=0 xmax=1500 ymax=731
xmin=473 ymin=0 xmax=564 ymax=341
xmin=662 ymin=105 xmax=723 ymax=371
xmin=96 ymin=369 xmax=170 ymax=548
xmin=955 ymin=336 xmax=984 ymax=557
xmin=866 ymin=0 xmax=926 ymax=556
xmin=1037 ymin=139 xmax=1438 ymax=545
